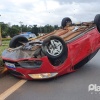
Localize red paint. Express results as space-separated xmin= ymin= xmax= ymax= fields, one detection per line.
xmin=2 ymin=28 xmax=100 ymax=80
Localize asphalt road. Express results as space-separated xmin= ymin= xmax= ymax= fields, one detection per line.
xmin=1 ymin=51 xmax=100 ymax=100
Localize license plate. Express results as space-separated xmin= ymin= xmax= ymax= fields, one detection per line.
xmin=5 ymin=62 xmax=15 ymax=68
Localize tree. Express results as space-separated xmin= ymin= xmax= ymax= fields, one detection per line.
xmin=0 ymin=22 xmax=59 ymax=38
xmin=1 ymin=23 xmax=9 ymax=37
xmin=7 ymin=25 xmax=20 ymax=37
xmin=54 ymin=25 xmax=59 ymax=30
xmin=44 ymin=24 xmax=54 ymax=33
xmin=21 ymin=25 xmax=28 ymax=32
xmin=32 ymin=25 xmax=38 ymax=36
xmin=27 ymin=25 xmax=32 ymax=32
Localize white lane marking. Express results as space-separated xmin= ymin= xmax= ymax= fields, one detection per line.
xmin=0 ymin=80 xmax=27 ymax=100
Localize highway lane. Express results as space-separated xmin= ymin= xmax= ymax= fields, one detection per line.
xmin=0 ymin=74 xmax=20 ymax=95
xmin=1 ymin=51 xmax=100 ymax=100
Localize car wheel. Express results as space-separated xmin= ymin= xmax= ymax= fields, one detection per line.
xmin=42 ymin=36 xmax=68 ymax=60
xmin=94 ymin=14 xmax=100 ymax=32
xmin=9 ymin=35 xmax=28 ymax=48
xmin=61 ymin=17 xmax=72 ymax=28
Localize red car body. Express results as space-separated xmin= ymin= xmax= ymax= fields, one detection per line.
xmin=2 ymin=27 xmax=100 ymax=80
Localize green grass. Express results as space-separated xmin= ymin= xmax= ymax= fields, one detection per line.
xmin=0 ymin=40 xmax=9 ymax=67
xmin=0 ymin=41 xmax=9 ymax=56
xmin=2 ymin=40 xmax=10 ymax=45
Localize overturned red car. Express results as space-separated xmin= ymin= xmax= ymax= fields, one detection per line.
xmin=2 ymin=14 xmax=100 ymax=80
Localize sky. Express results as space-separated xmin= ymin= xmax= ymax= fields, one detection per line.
xmin=0 ymin=0 xmax=100 ymax=26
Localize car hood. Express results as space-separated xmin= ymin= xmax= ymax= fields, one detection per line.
xmin=2 ymin=49 xmax=35 ymax=60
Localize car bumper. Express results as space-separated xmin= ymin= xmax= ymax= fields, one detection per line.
xmin=2 ymin=55 xmax=72 ymax=80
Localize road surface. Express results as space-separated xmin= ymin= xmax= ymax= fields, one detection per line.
xmin=0 ymin=51 xmax=100 ymax=100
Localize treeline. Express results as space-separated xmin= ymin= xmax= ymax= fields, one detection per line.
xmin=0 ymin=22 xmax=59 ymax=38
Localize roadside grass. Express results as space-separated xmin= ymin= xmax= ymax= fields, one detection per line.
xmin=0 ymin=40 xmax=9 ymax=56
xmin=2 ymin=40 xmax=10 ymax=45
xmin=0 ymin=41 xmax=9 ymax=71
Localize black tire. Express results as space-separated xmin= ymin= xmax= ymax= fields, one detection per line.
xmin=42 ymin=36 xmax=68 ymax=60
xmin=9 ymin=35 xmax=28 ymax=48
xmin=94 ymin=14 xmax=100 ymax=32
xmin=61 ymin=17 xmax=72 ymax=28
